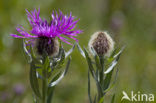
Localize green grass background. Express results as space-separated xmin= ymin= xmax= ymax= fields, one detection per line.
xmin=0 ymin=0 xmax=156 ymax=103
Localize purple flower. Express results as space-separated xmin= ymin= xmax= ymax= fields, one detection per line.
xmin=0 ymin=92 xmax=10 ymax=101
xmin=10 ymin=8 xmax=82 ymax=45
xmin=13 ymin=84 xmax=25 ymax=95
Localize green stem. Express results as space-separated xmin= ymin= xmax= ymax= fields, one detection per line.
xmin=42 ymin=69 xmax=48 ymax=103
xmin=42 ymin=55 xmax=48 ymax=103
xmin=99 ymin=56 xmax=104 ymax=86
xmin=98 ymin=56 xmax=105 ymax=102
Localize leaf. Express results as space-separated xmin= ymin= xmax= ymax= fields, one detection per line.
xmin=83 ymin=48 xmax=96 ymax=78
xmin=104 ymin=60 xmax=117 ymax=74
xmin=65 ymin=43 xmax=75 ymax=58
xmin=30 ymin=46 xmax=42 ymax=65
xmin=43 ymin=56 xmax=50 ymax=72
xmin=77 ymin=43 xmax=86 ymax=58
xmin=113 ymin=46 xmax=125 ymax=59
xmin=102 ymin=69 xmax=113 ymax=92
xmin=102 ymin=47 xmax=124 ymax=91
xmin=91 ymin=47 xmax=101 ymax=70
xmin=90 ymin=47 xmax=97 ymax=57
xmin=111 ymin=94 xmax=115 ymax=103
xmin=103 ymin=68 xmax=118 ymax=93
xmin=95 ymin=69 xmax=99 ymax=82
xmin=92 ymin=47 xmax=103 ymax=84
xmin=23 ymin=40 xmax=32 ymax=63
xmin=49 ymin=71 xmax=62 ymax=84
xmin=103 ymin=82 xmax=115 ymax=93
xmin=98 ymin=96 xmax=104 ymax=103
xmin=91 ymin=47 xmax=105 ymax=85
xmin=49 ymin=57 xmax=71 ymax=87
xmin=88 ymin=71 xmax=92 ymax=103
xmin=36 ymin=72 xmax=43 ymax=79
xmin=48 ymin=48 xmax=66 ymax=82
xmin=84 ymin=48 xmax=103 ymax=98
xmin=94 ymin=56 xmax=101 ymax=70
xmin=48 ymin=67 xmax=63 ymax=82
xmin=30 ymin=62 xmax=41 ymax=99
xmin=52 ymin=47 xmax=66 ymax=70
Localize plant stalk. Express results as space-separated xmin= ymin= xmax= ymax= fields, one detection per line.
xmin=97 ymin=56 xmax=105 ymax=102
xmin=42 ymin=55 xmax=48 ymax=103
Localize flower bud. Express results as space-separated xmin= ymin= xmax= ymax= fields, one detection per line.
xmin=36 ymin=37 xmax=59 ymax=56
xmin=88 ymin=31 xmax=114 ymax=57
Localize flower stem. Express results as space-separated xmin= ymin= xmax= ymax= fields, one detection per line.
xmin=42 ymin=55 xmax=48 ymax=103
xmin=98 ymin=56 xmax=104 ymax=102
xmin=42 ymin=69 xmax=48 ymax=103
xmin=99 ymin=56 xmax=104 ymax=84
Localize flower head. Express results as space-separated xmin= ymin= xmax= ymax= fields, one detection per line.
xmin=88 ymin=31 xmax=114 ymax=57
xmin=11 ymin=8 xmax=82 ymax=44
xmin=11 ymin=8 xmax=82 ymax=56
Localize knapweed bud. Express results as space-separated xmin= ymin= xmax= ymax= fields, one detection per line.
xmin=36 ymin=37 xmax=59 ymax=56
xmin=88 ymin=31 xmax=114 ymax=57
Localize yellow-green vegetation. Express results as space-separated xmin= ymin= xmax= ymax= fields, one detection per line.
xmin=0 ymin=0 xmax=156 ymax=103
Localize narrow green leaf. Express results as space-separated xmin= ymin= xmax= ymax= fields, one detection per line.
xmin=83 ymin=48 xmax=96 ymax=78
xmin=103 ymin=68 xmax=118 ymax=93
xmin=103 ymin=82 xmax=115 ymax=93
xmin=102 ymin=47 xmax=124 ymax=92
xmin=30 ymin=46 xmax=41 ymax=65
xmin=65 ymin=43 xmax=75 ymax=58
xmin=53 ymin=48 xmax=65 ymax=70
xmin=95 ymin=55 xmax=101 ymax=70
xmin=49 ymin=57 xmax=71 ymax=87
xmin=30 ymin=45 xmax=36 ymax=60
xmin=90 ymin=47 xmax=97 ymax=57
xmin=104 ymin=60 xmax=117 ymax=74
xmin=103 ymin=70 xmax=113 ymax=92
xmin=30 ymin=62 xmax=41 ymax=99
xmin=91 ymin=47 xmax=103 ymax=83
xmin=23 ymin=40 xmax=32 ymax=63
xmin=84 ymin=48 xmax=103 ymax=99
xmin=48 ymin=48 xmax=66 ymax=81
xmin=49 ymin=71 xmax=62 ymax=84
xmin=113 ymin=46 xmax=125 ymax=59
xmin=43 ymin=56 xmax=50 ymax=74
xmin=77 ymin=43 xmax=86 ymax=58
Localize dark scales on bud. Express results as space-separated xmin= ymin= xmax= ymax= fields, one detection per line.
xmin=36 ymin=37 xmax=59 ymax=56
xmin=92 ymin=32 xmax=110 ymax=56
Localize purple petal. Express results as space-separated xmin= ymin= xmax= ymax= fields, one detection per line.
xmin=58 ymin=36 xmax=72 ymax=45
xmin=10 ymin=34 xmax=25 ymax=38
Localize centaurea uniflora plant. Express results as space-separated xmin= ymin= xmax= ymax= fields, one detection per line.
xmin=77 ymin=31 xmax=124 ymax=103
xmin=11 ymin=8 xmax=82 ymax=103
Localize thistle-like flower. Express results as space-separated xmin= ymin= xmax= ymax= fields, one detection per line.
xmin=88 ymin=31 xmax=114 ymax=57
xmin=11 ymin=8 xmax=82 ymax=56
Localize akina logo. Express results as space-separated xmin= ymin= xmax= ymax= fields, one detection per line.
xmin=121 ymin=91 xmax=154 ymax=102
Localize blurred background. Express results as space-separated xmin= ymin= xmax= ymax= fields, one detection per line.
xmin=0 ymin=0 xmax=156 ymax=103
